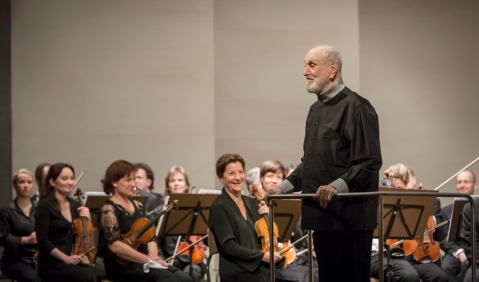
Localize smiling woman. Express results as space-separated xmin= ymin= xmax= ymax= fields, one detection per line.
xmin=208 ymin=154 xmax=298 ymax=282
xmin=35 ymin=163 xmax=94 ymax=282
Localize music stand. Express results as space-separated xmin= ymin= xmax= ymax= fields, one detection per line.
xmin=374 ymin=187 xmax=437 ymax=281
xmin=84 ymin=195 xmax=148 ymax=227
xmin=158 ymin=193 xmax=218 ymax=279
xmin=447 ymin=195 xmax=479 ymax=242
xmin=273 ymin=199 xmax=302 ymax=242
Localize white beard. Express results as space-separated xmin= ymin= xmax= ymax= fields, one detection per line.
xmin=306 ymin=75 xmax=329 ymax=95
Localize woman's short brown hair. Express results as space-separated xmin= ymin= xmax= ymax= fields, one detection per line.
xmin=216 ymin=153 xmax=245 ymax=178
xmin=102 ymin=160 xmax=135 ymax=195
xmin=260 ymin=160 xmax=286 ymax=180
xmin=164 ymin=165 xmax=190 ymax=195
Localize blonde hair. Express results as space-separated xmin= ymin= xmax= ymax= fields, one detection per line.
xmin=12 ymin=168 xmax=34 ymax=187
xmin=164 ymin=166 xmax=190 ymax=195
xmin=387 ymin=163 xmax=411 ymax=186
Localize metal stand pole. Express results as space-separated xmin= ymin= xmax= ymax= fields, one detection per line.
xmin=378 ymin=195 xmax=384 ymax=282
xmin=269 ymin=202 xmax=275 ymax=282
xmin=308 ymin=230 xmax=313 ymax=282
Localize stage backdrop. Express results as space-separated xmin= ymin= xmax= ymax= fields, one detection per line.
xmin=9 ymin=0 xmax=479 ymax=208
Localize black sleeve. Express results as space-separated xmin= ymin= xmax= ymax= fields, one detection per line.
xmin=283 ymin=161 xmax=303 ymax=193
xmin=98 ymin=203 xmax=121 ymax=246
xmin=0 ymin=206 xmax=22 ymax=255
xmin=208 ymin=202 xmax=263 ymax=273
xmin=35 ymin=200 xmax=56 ymax=255
xmin=460 ymin=201 xmax=477 ymax=262
xmin=339 ymin=102 xmax=382 ymax=192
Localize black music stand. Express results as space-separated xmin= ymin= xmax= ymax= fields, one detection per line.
xmin=273 ymin=199 xmax=302 ymax=242
xmin=157 ymin=194 xmax=218 ymax=279
xmin=447 ymin=196 xmax=479 ymax=242
xmin=374 ymin=187 xmax=437 ymax=281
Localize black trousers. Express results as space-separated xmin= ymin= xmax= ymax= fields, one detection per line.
xmin=1 ymin=260 xmax=37 ymax=282
xmin=313 ymin=230 xmax=373 ymax=282
xmin=442 ymin=253 xmax=462 ymax=282
xmin=38 ymin=261 xmax=94 ymax=282
xmin=408 ymin=260 xmax=448 ymax=282
xmin=370 ymin=256 xmax=420 ymax=282
xmin=105 ymin=262 xmax=192 ymax=282
xmin=461 ymin=259 xmax=479 ymax=282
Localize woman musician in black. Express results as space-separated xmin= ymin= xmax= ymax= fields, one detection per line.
xmin=208 ymin=153 xmax=298 ymax=282
xmin=0 ymin=169 xmax=37 ymax=282
xmin=97 ymin=160 xmax=192 ymax=282
xmin=35 ymin=163 xmax=94 ymax=282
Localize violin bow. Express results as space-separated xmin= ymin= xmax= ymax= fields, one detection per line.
xmin=279 ymin=231 xmax=315 ymax=255
xmin=434 ymin=156 xmax=479 ymax=190
xmin=371 ymin=219 xmax=450 ymax=257
xmin=165 ymin=235 xmax=208 ymax=263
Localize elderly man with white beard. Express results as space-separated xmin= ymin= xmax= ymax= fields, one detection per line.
xmin=265 ymin=45 xmax=382 ymax=282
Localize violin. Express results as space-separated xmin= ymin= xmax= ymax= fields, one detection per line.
xmin=412 ymin=184 xmax=441 ymax=262
xmin=251 ymin=187 xmax=286 ymax=267
xmin=116 ymin=200 xmax=178 ymax=264
xmin=72 ymin=188 xmax=96 ymax=265
xmin=175 ymin=236 xmax=206 ymax=264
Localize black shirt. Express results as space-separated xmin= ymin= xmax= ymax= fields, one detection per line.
xmin=281 ymin=86 xmax=382 ymax=231
xmin=35 ymin=197 xmax=81 ymax=264
xmin=0 ymin=199 xmax=37 ymax=264
xmin=208 ymin=188 xmax=264 ymax=281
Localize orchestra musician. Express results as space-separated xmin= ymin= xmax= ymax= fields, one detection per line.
xmin=134 ymin=163 xmax=163 ymax=213
xmin=265 ymin=45 xmax=382 ymax=282
xmin=370 ymin=163 xmax=447 ymax=282
xmin=97 ymin=160 xmax=192 ymax=282
xmin=438 ymin=170 xmax=476 ymax=282
xmin=0 ymin=169 xmax=38 ymax=282
xmin=156 ymin=165 xmax=206 ymax=282
xmin=208 ymin=153 xmax=298 ymax=282
xmin=34 ymin=163 xmax=94 ymax=282
xmin=33 ymin=163 xmax=50 ymax=203
xmin=245 ymin=167 xmax=262 ymax=196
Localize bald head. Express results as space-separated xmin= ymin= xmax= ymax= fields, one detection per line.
xmin=304 ymin=45 xmax=343 ymax=95
xmin=308 ymin=45 xmax=343 ymax=73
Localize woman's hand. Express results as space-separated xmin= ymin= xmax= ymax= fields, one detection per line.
xmin=22 ymin=232 xmax=37 ymax=244
xmin=262 ymin=251 xmax=282 ymax=263
xmin=258 ymin=201 xmax=269 ymax=215
xmin=63 ymin=255 xmax=82 ymax=265
xmin=78 ymin=207 xmax=91 ymax=221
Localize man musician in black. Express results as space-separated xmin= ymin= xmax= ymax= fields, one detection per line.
xmin=265 ymin=45 xmax=382 ymax=282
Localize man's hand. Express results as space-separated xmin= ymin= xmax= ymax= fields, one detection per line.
xmin=458 ymin=251 xmax=467 ymax=262
xmin=263 ymin=187 xmax=282 ymax=207
xmin=313 ymin=185 xmax=337 ymax=209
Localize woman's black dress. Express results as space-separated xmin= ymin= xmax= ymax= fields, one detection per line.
xmin=97 ymin=199 xmax=192 ymax=282
xmin=35 ymin=198 xmax=94 ymax=282
xmin=208 ymin=188 xmax=299 ymax=282
xmin=0 ymin=199 xmax=37 ymax=282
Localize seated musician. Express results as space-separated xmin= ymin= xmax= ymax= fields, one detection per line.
xmin=370 ymin=163 xmax=447 ymax=282
xmin=439 ymin=170 xmax=476 ymax=282
xmin=134 ymin=163 xmax=163 ymax=213
xmin=35 ymin=163 xmax=94 ymax=282
xmin=156 ymin=165 xmax=206 ymax=282
xmin=0 ymin=169 xmax=37 ymax=282
xmin=97 ymin=160 xmax=192 ymax=282
xmin=208 ymin=153 xmax=298 ymax=282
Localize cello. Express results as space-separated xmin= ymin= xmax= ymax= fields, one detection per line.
xmin=72 ymin=188 xmax=96 ymax=265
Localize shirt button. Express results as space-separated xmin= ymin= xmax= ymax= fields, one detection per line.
xmin=309 ymin=151 xmax=311 ymax=154
xmin=315 ymin=123 xmax=318 ymax=125
xmin=306 ymin=167 xmax=308 ymax=169
xmin=312 ymin=137 xmax=314 ymax=139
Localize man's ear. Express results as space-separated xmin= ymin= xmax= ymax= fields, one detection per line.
xmin=147 ymin=179 xmax=152 ymax=188
xmin=329 ymin=62 xmax=339 ymax=79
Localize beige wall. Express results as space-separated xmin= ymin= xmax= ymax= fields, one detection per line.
xmin=214 ymin=0 xmax=359 ymax=187
xmin=359 ymin=0 xmax=479 ymax=205
xmin=11 ymin=1 xmax=479 ymax=204
xmin=12 ymin=0 xmax=215 ymax=195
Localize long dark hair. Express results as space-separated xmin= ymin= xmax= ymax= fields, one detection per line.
xmin=41 ymin=163 xmax=75 ymax=210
